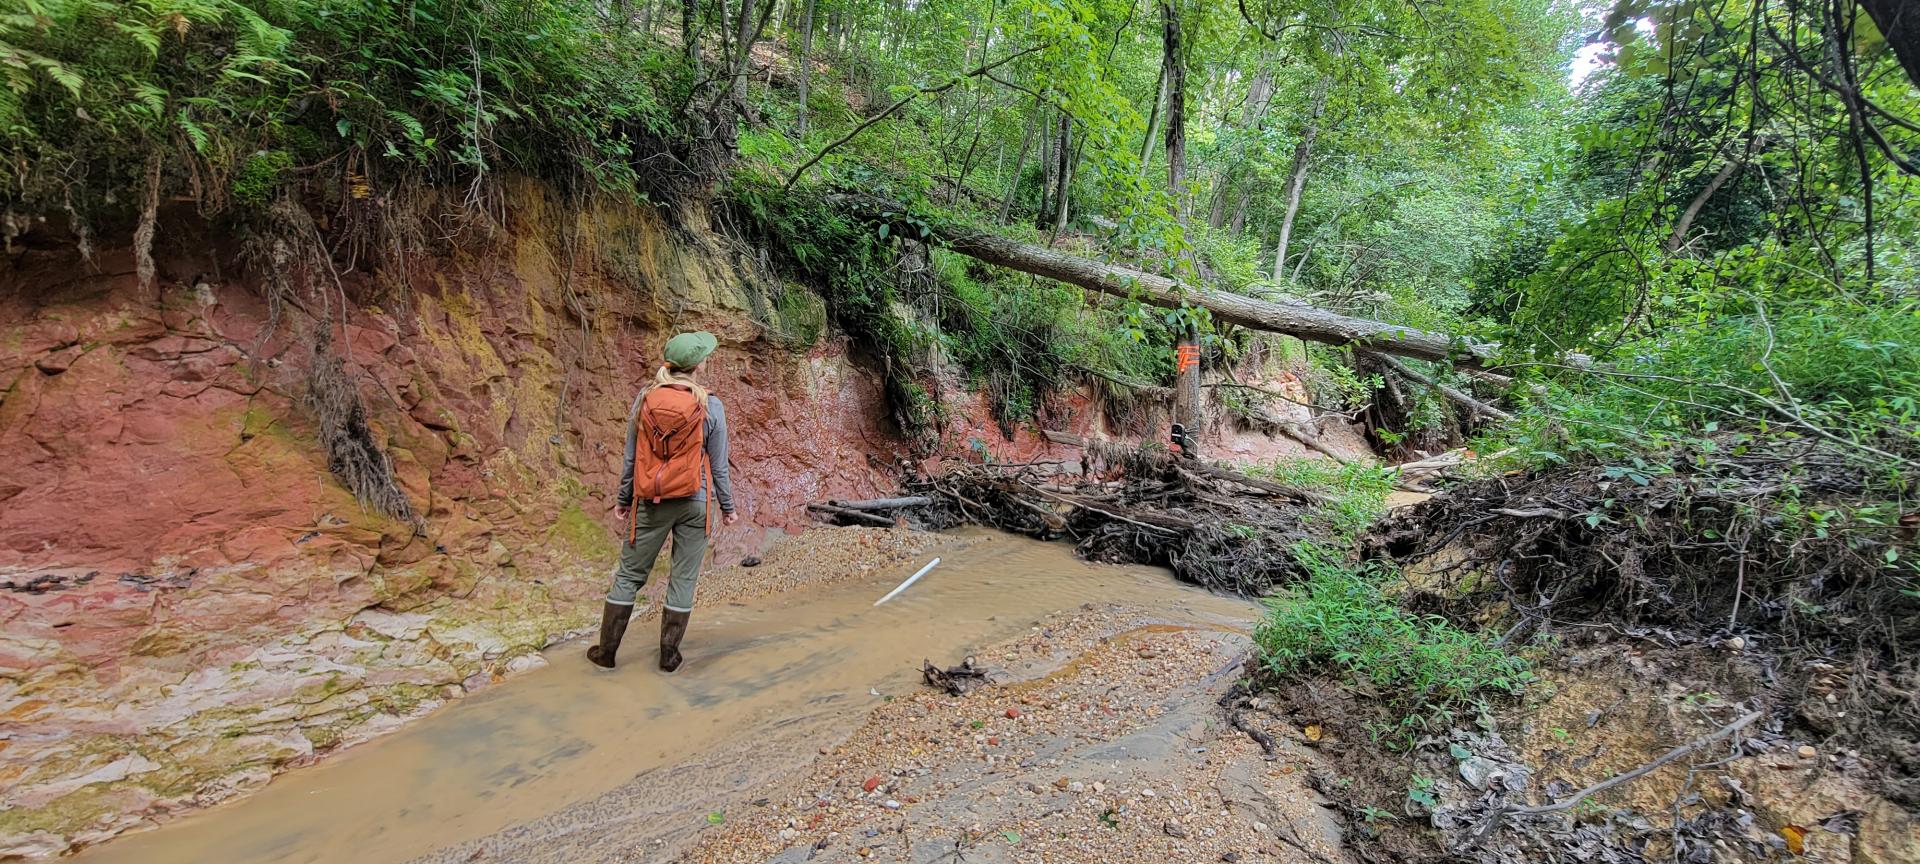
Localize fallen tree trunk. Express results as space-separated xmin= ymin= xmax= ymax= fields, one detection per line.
xmin=805 ymin=502 xmax=899 ymax=527
xmin=829 ymin=496 xmax=932 ymax=511
xmin=832 ymin=195 xmax=1586 ymax=372
xmin=1244 ymin=408 xmax=1355 ymax=465
xmin=939 ymin=228 xmax=1498 ymax=365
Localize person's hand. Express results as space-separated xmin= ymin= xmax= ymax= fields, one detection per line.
xmin=613 ymin=502 xmax=630 ymax=522
xmin=723 ymin=511 xmax=740 ymax=526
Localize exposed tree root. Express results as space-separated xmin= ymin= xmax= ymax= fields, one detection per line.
xmin=1368 ymin=445 xmax=1920 ymax=805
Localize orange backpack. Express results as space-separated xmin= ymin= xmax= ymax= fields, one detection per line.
xmin=633 ymin=383 xmax=709 ymax=506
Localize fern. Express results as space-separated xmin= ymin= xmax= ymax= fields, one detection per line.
xmin=176 ymin=107 xmax=209 ymax=151
xmin=385 ymin=109 xmax=427 ymax=144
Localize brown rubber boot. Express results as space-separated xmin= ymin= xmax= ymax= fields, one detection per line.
xmin=659 ymin=609 xmax=691 ymax=673
xmin=586 ymin=602 xmax=632 ymax=669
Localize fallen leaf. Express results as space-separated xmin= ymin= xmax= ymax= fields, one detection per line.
xmin=1780 ymin=824 xmax=1807 ymax=855
xmin=1303 ymin=724 xmax=1323 ymax=742
xmin=706 ymin=811 xmax=725 ymax=825
xmin=1002 ymin=830 xmax=1021 ymax=844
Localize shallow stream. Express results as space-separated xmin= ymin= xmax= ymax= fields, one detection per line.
xmin=73 ymin=530 xmax=1256 ymax=864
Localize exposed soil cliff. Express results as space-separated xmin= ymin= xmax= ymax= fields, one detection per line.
xmin=0 ymin=182 xmax=911 ymax=856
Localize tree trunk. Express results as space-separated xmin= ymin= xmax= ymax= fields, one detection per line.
xmin=1037 ymin=114 xmax=1055 ymax=229
xmin=1860 ymin=0 xmax=1920 ymax=90
xmin=1173 ymin=321 xmax=1203 ymax=453
xmin=956 ymin=120 xmax=988 ymax=200
xmin=931 ymin=225 xmax=1506 ymax=366
xmin=1363 ymin=351 xmax=1513 ymax=422
xmin=731 ymin=0 xmax=759 ymax=106
xmin=1206 ymin=166 xmax=1234 ymax=228
xmin=683 ymin=0 xmax=702 ymax=69
xmin=1271 ymin=76 xmax=1327 ymax=278
xmin=1667 ymin=155 xmax=1744 ymax=253
xmin=841 ymin=195 xmax=1592 ymax=370
xmin=795 ymin=0 xmax=816 ymax=136
xmin=1140 ymin=64 xmax=1168 ymax=166
xmin=1050 ymin=112 xmax=1072 ymax=235
xmin=1161 ymin=0 xmax=1188 ymax=222
xmin=1205 ymin=66 xmax=1275 ymax=232
xmin=999 ymin=104 xmax=1040 ymax=225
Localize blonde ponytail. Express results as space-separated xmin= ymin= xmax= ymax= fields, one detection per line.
xmin=653 ymin=365 xmax=710 ymax=404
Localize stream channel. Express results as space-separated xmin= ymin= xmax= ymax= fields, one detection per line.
xmin=72 ymin=530 xmax=1258 ymax=864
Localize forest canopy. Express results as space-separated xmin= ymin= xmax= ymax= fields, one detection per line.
xmin=1 ymin=0 xmax=1915 ymax=477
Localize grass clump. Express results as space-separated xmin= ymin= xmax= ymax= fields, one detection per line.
xmin=1254 ymin=542 xmax=1531 ymax=743
xmin=1254 ymin=459 xmax=1397 ymax=543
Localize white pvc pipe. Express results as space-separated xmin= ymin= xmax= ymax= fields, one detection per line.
xmin=873 ymin=557 xmax=941 ymax=606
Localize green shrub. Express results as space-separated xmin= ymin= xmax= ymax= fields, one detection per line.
xmin=1253 ymin=459 xmax=1397 ymax=543
xmin=1254 ymin=543 xmax=1532 ymax=743
xmin=1484 ymin=295 xmax=1920 ymax=473
xmin=2 ymin=0 xmax=687 ymax=221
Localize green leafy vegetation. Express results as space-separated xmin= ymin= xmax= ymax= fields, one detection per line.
xmin=1467 ymin=1 xmax=1920 ymax=477
xmin=1253 ymin=543 xmax=1532 ymax=744
xmin=1253 ymin=458 xmax=1395 ymax=543
xmin=2 ymin=0 xmax=688 ymax=222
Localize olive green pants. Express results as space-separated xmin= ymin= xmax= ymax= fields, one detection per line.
xmin=606 ymin=498 xmax=708 ymax=612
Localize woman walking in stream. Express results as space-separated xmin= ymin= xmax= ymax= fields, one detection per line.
xmin=589 ymin=331 xmax=739 ymax=672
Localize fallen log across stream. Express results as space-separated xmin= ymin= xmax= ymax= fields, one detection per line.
xmin=833 ymin=194 xmax=1590 ymax=372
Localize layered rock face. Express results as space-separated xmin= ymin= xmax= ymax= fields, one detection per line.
xmin=0 ymin=188 xmax=898 ymax=857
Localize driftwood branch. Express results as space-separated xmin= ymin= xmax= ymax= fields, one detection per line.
xmin=806 ymin=502 xmax=899 ymax=527
xmin=830 ymin=496 xmax=932 ymax=511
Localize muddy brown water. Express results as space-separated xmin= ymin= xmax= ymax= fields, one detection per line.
xmin=73 ymin=530 xmax=1257 ymax=864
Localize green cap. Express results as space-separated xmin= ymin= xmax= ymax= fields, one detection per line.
xmin=663 ymin=331 xmax=718 ymax=369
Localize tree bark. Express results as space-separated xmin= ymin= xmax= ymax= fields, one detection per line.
xmin=1040 ymin=430 xmax=1329 ymax=504
xmin=1860 ymin=0 xmax=1920 ymax=91
xmin=1173 ymin=321 xmax=1203 ymax=453
xmin=1037 ymin=112 xmax=1056 ymax=229
xmin=999 ymin=103 xmax=1040 ymax=224
xmin=795 ymin=0 xmax=816 ymax=136
xmin=1362 ymin=351 xmax=1513 ymax=423
xmin=1141 ymin=64 xmax=1168 ymax=166
xmin=731 ymin=0 xmax=761 ymax=106
xmin=1050 ymin=111 xmax=1073 ymax=234
xmin=839 ymin=195 xmax=1591 ymax=370
xmin=1206 ymin=66 xmax=1275 ymax=231
xmin=683 ymin=0 xmax=703 ymax=69
xmin=1161 ymin=0 xmax=1189 ymax=221
xmin=1271 ymin=76 xmax=1327 ymax=278
xmin=1667 ymin=155 xmax=1744 ymax=253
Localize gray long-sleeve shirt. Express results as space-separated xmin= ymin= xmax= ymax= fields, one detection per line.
xmin=617 ymin=392 xmax=735 ymax=513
